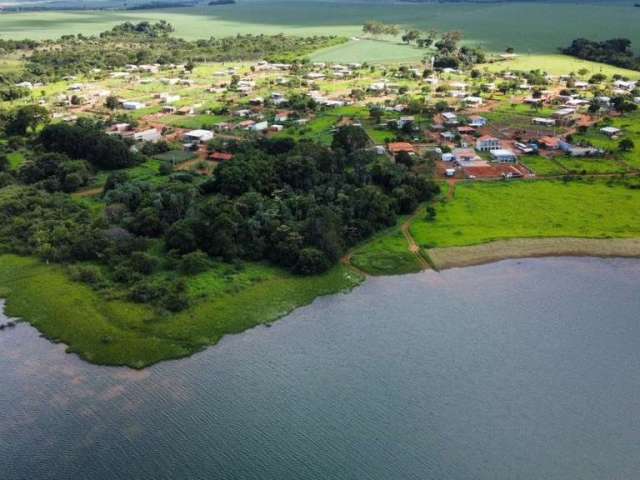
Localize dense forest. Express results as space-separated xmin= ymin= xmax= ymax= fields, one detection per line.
xmin=0 ymin=121 xmax=438 ymax=311
xmin=562 ymin=38 xmax=640 ymax=71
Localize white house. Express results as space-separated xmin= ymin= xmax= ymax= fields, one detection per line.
xmin=122 ymin=101 xmax=146 ymax=110
xmin=251 ymin=121 xmax=269 ymax=132
xmin=476 ymin=135 xmax=501 ymax=152
xmin=468 ymin=116 xmax=487 ymax=128
xmin=442 ymin=112 xmax=458 ymax=125
xmin=134 ymin=128 xmax=162 ymax=143
xmin=490 ymin=149 xmax=518 ymax=163
xmin=183 ymin=129 xmax=213 ymax=143
xmin=600 ymin=126 xmax=621 ymax=137
xmin=532 ymin=117 xmax=556 ymax=126
xmin=463 ymin=96 xmax=483 ymax=106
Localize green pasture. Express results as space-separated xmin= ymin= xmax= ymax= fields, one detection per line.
xmin=411 ymin=180 xmax=640 ymax=249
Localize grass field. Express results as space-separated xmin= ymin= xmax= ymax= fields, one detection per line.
xmin=0 ymin=254 xmax=362 ymax=367
xmin=0 ymin=1 xmax=639 ymax=58
xmin=411 ymin=180 xmax=640 ymax=249
xmin=484 ymin=54 xmax=640 ymax=79
xmin=350 ymin=216 xmax=421 ymax=275
xmin=309 ymin=39 xmax=424 ymax=64
xmin=521 ymin=155 xmax=567 ymax=176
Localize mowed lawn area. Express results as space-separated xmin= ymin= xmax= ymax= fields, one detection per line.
xmin=411 ymin=181 xmax=640 ymax=249
xmin=0 ymin=255 xmax=361 ymax=368
xmin=0 ymin=1 xmax=638 ymax=56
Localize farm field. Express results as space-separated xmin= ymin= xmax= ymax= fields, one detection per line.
xmin=484 ymin=54 xmax=640 ymax=79
xmin=309 ymin=39 xmax=424 ymax=64
xmin=411 ymin=181 xmax=640 ymax=249
xmin=0 ymin=1 xmax=639 ymax=58
xmin=0 ymin=254 xmax=361 ymax=367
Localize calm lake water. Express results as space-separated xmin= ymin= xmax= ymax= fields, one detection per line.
xmin=1 ymin=258 xmax=640 ymax=480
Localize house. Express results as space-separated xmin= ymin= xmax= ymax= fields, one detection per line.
xmin=442 ymin=112 xmax=458 ymax=125
xmin=554 ymin=108 xmax=575 ymax=118
xmin=600 ymin=126 xmax=621 ymax=137
xmin=162 ymin=106 xmax=177 ymax=114
xmin=476 ymin=135 xmax=501 ymax=152
xmin=177 ymin=106 xmax=195 ymax=115
xmin=133 ymin=128 xmax=162 ymax=143
xmin=468 ymin=115 xmax=487 ymax=127
xmin=452 ymin=148 xmax=480 ymax=164
xmin=274 ymin=111 xmax=291 ymax=122
xmin=270 ymin=124 xmax=285 ymax=132
xmin=209 ymin=152 xmax=233 ymax=162
xmin=515 ymin=142 xmax=536 ymax=154
xmin=559 ymin=141 xmax=602 ymax=157
xmin=457 ymin=126 xmax=476 ymax=135
xmin=251 ymin=121 xmax=269 ymax=132
xmin=463 ymin=96 xmax=483 ymax=106
xmin=440 ymin=131 xmax=456 ymax=142
xmin=538 ymin=136 xmax=561 ymax=150
xmin=122 ymin=101 xmax=145 ymax=110
xmin=238 ymin=120 xmax=256 ymax=130
xmin=183 ymin=129 xmax=213 ymax=143
xmin=161 ymin=94 xmax=181 ymax=104
xmin=397 ymin=116 xmax=415 ymax=129
xmin=490 ymin=149 xmax=518 ymax=164
xmin=305 ymin=72 xmax=325 ymax=80
xmin=387 ymin=142 xmax=415 ymax=156
xmin=532 ymin=117 xmax=556 ymax=126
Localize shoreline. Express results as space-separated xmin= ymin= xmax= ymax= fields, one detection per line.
xmin=426 ymin=238 xmax=640 ymax=270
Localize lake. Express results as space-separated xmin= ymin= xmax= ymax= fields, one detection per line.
xmin=1 ymin=257 xmax=639 ymax=480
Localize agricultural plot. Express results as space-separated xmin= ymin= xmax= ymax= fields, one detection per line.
xmin=309 ymin=39 xmax=425 ymax=64
xmin=0 ymin=1 xmax=638 ymax=57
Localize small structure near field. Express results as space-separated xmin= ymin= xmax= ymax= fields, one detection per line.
xmin=387 ymin=142 xmax=415 ymax=156
xmin=490 ymin=149 xmax=518 ymax=164
xmin=183 ymin=129 xmax=213 ymax=143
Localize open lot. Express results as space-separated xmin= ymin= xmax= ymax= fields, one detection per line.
xmin=411 ymin=181 xmax=640 ymax=249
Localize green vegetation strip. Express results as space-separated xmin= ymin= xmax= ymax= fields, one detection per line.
xmin=0 ymin=255 xmax=362 ymax=368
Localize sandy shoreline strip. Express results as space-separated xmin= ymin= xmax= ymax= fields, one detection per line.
xmin=426 ymin=238 xmax=640 ymax=270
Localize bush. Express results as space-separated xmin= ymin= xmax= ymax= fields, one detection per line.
xmin=69 ymin=264 xmax=104 ymax=285
xmin=294 ymin=248 xmax=330 ymax=275
xmin=178 ymin=250 xmax=210 ymax=275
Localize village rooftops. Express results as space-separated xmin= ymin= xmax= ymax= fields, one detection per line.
xmin=600 ymin=126 xmax=621 ymax=136
xmin=387 ymin=142 xmax=415 ymax=155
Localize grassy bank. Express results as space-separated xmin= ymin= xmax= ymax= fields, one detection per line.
xmin=0 ymin=255 xmax=362 ymax=368
xmin=350 ymin=216 xmax=421 ymax=276
xmin=411 ymin=180 xmax=640 ymax=249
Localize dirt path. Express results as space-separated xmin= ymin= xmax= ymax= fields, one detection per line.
xmin=340 ymin=252 xmax=369 ymax=277
xmin=72 ymin=187 xmax=103 ymax=198
xmin=401 ymin=211 xmax=431 ymax=270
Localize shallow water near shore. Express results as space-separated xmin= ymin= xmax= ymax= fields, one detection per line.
xmin=2 ymin=257 xmax=640 ymax=480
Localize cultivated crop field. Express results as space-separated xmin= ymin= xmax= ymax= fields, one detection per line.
xmin=411 ymin=181 xmax=640 ymax=249
xmin=0 ymin=0 xmax=639 ymax=60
